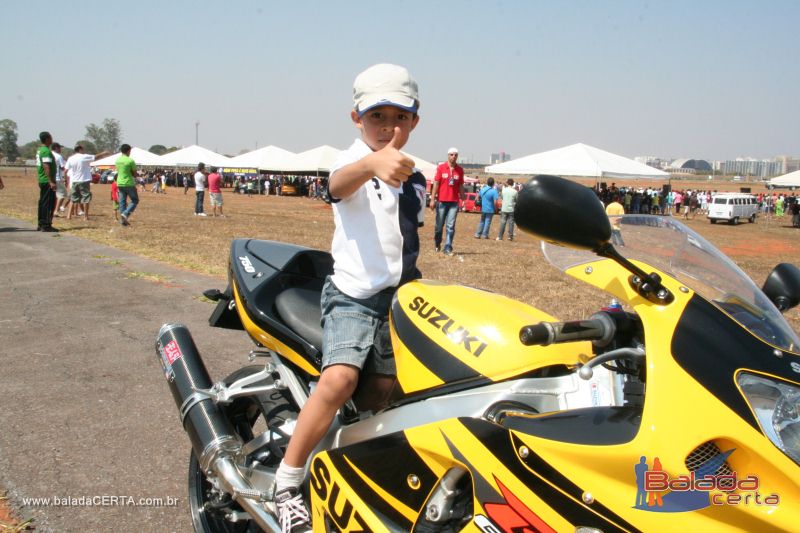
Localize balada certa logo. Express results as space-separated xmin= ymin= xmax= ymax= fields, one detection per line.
xmin=633 ymin=450 xmax=779 ymax=512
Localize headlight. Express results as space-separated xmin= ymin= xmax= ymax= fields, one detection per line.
xmin=738 ymin=373 xmax=800 ymax=465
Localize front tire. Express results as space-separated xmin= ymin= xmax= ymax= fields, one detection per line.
xmin=188 ymin=365 xmax=298 ymax=533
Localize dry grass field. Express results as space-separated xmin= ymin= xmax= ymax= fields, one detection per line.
xmin=2 ymin=168 xmax=799 ymax=332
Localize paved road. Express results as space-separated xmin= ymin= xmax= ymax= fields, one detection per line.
xmin=0 ymin=215 xmax=255 ymax=532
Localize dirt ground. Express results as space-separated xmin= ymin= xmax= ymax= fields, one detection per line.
xmin=0 ymin=167 xmax=797 ymax=327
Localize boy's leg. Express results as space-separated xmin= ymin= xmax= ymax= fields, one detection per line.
xmin=508 ymin=213 xmax=515 ymax=240
xmin=281 ymin=364 xmax=359 ymax=469
xmin=275 ymin=364 xmax=358 ymax=531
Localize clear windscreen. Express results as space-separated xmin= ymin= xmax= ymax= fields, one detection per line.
xmin=542 ymin=215 xmax=800 ymax=352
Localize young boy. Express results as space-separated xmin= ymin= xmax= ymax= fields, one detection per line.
xmin=273 ymin=64 xmax=427 ymax=532
xmin=110 ymin=174 xmax=119 ymax=221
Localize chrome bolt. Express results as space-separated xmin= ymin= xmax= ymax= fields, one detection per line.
xmin=518 ymin=446 xmax=530 ymax=459
xmin=680 ymin=286 xmax=689 ymax=293
xmin=582 ymin=491 xmax=594 ymax=504
xmin=657 ymin=289 xmax=667 ymax=299
xmin=584 ymin=266 xmax=593 ymax=274
xmin=774 ymin=349 xmax=783 ymax=358
xmin=426 ymin=504 xmax=440 ymax=521
xmin=407 ymin=474 xmax=420 ymax=489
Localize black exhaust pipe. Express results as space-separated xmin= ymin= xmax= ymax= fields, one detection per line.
xmin=155 ymin=323 xmax=281 ymax=531
xmin=155 ymin=323 xmax=240 ymax=472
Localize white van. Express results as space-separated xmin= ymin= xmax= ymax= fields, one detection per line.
xmin=707 ymin=193 xmax=758 ymax=224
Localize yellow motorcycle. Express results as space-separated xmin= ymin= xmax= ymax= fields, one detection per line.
xmin=157 ymin=174 xmax=800 ymax=532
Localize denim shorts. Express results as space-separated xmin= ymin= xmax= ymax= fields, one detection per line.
xmin=320 ymin=277 xmax=396 ymax=375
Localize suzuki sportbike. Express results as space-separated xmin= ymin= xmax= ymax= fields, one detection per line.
xmin=156 ymin=175 xmax=800 ymax=532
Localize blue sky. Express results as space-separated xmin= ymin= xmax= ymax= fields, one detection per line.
xmin=2 ymin=0 xmax=797 ymax=163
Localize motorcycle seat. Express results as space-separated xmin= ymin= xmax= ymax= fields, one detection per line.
xmin=275 ymin=286 xmax=323 ymax=351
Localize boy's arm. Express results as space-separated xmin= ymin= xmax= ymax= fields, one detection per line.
xmin=329 ymin=128 xmax=414 ymax=200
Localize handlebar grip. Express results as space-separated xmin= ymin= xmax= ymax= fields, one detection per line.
xmin=519 ymin=315 xmax=615 ymax=346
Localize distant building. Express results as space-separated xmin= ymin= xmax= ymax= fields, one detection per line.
xmin=668 ymin=159 xmax=713 ymax=174
xmin=718 ymin=158 xmax=783 ymax=178
xmin=776 ymin=155 xmax=800 ymax=174
xmin=490 ymin=151 xmax=511 ymax=165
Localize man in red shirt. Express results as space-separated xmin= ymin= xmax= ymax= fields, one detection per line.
xmin=207 ymin=167 xmax=225 ymax=217
xmin=430 ymin=147 xmax=464 ymax=255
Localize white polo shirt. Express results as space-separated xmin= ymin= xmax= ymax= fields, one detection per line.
xmin=328 ymin=138 xmax=426 ymax=299
xmin=194 ymin=172 xmax=206 ymax=191
xmin=65 ymin=153 xmax=95 ymax=183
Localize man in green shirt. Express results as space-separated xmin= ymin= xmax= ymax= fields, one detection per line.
xmin=36 ymin=131 xmax=58 ymax=232
xmin=115 ymin=144 xmax=138 ymax=226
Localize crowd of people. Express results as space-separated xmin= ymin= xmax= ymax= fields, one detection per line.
xmin=28 ymin=132 xmax=800 ymax=235
xmin=596 ymin=181 xmax=799 ymax=222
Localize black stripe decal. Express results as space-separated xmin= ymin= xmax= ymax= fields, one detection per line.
xmin=671 ymin=295 xmax=798 ymax=431
xmin=326 ymin=431 xmax=437 ymax=528
xmin=459 ymin=418 xmax=641 ymax=533
xmin=390 ymin=298 xmax=480 ymax=383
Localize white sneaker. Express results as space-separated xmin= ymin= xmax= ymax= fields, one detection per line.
xmin=58 ymin=206 xmax=65 ymax=212
xmin=197 ymin=213 xmax=207 ymax=217
xmin=78 ymin=210 xmax=85 ymax=216
xmin=275 ymin=487 xmax=311 ymax=533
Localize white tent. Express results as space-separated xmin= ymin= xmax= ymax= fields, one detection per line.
xmin=157 ymin=145 xmax=232 ymax=168
xmin=769 ymin=170 xmax=800 ymax=187
xmin=484 ymin=142 xmax=669 ymax=180
xmin=283 ymin=145 xmax=341 ymax=173
xmin=402 ymin=151 xmax=437 ymax=181
xmin=91 ymin=147 xmax=166 ymax=167
xmin=227 ymin=145 xmax=296 ymax=171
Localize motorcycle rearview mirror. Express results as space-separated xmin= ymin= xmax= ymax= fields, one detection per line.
xmin=514 ymin=175 xmax=612 ymax=251
xmin=762 ymin=263 xmax=800 ymax=312
xmin=513 ymin=175 xmax=674 ymax=305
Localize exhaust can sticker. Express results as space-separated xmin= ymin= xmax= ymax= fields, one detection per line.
xmin=157 ymin=339 xmax=182 ymax=382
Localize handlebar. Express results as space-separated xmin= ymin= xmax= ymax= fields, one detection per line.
xmin=519 ymin=312 xmax=616 ymax=347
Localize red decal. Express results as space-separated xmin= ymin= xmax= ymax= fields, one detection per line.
xmin=164 ymin=340 xmax=183 ymax=365
xmin=484 ymin=477 xmax=556 ymax=533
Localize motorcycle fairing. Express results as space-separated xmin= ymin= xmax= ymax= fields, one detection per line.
xmin=309 ymin=416 xmax=640 ymax=532
xmin=552 ymin=258 xmax=800 ymax=529
xmin=672 ymin=294 xmax=800 ymax=431
xmin=389 ymin=280 xmax=591 ymax=395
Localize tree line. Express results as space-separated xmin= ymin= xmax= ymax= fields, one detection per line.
xmin=0 ymin=118 xmax=179 ymax=162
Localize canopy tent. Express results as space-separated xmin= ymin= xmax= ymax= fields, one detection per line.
xmin=226 ymin=145 xmax=296 ymax=171
xmin=402 ymin=151 xmax=437 ymax=181
xmin=91 ymin=147 xmax=166 ymax=167
xmin=283 ymin=145 xmax=341 ymax=173
xmin=157 ymin=145 xmax=232 ymax=168
xmin=484 ymin=142 xmax=669 ymax=180
xmin=769 ymin=170 xmax=800 ymax=187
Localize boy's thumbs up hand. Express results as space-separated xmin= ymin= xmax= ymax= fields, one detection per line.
xmin=368 ymin=127 xmax=415 ymax=188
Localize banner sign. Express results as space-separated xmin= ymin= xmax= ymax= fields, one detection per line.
xmin=221 ymin=167 xmax=259 ymax=177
